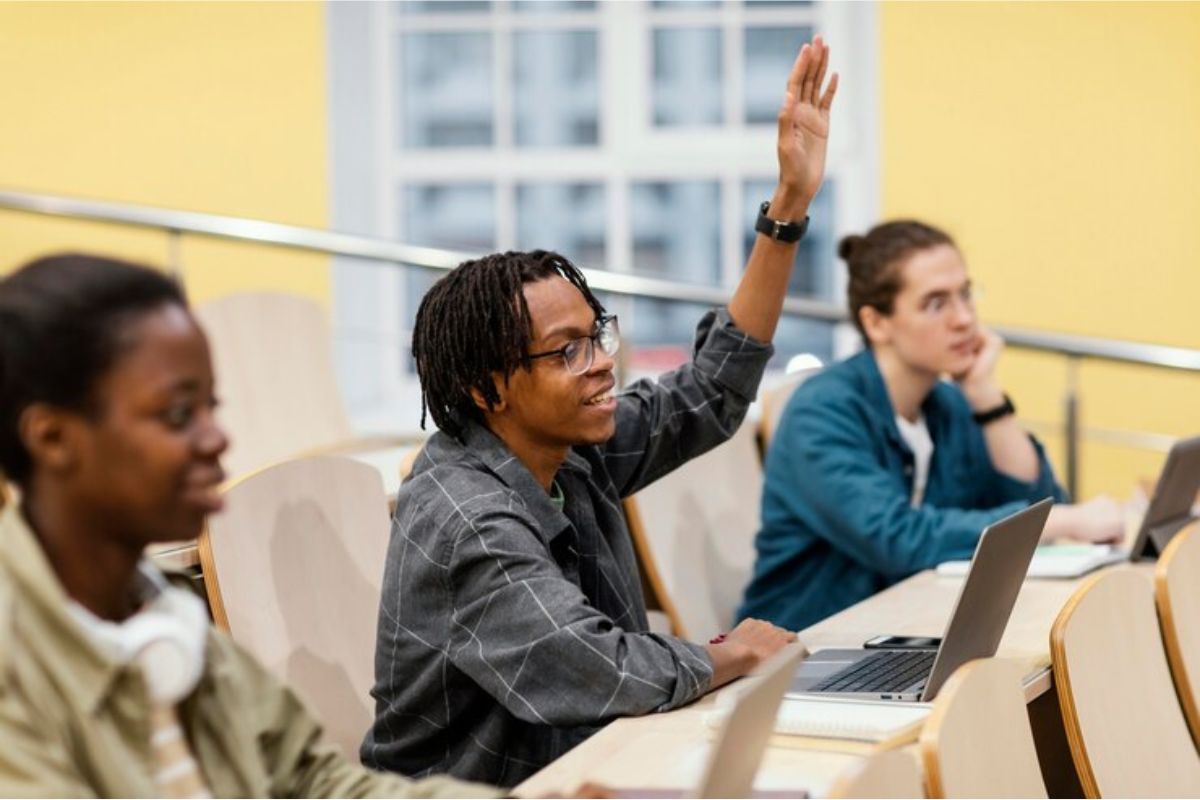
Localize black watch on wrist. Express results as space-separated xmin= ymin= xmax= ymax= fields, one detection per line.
xmin=755 ymin=200 xmax=810 ymax=243
xmin=972 ymin=393 xmax=1016 ymax=426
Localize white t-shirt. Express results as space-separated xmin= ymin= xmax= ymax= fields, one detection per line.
xmin=895 ymin=414 xmax=934 ymax=508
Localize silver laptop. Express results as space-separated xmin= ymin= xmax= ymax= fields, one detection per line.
xmin=1128 ymin=434 xmax=1200 ymax=560
xmin=788 ymin=498 xmax=1053 ymax=703
xmin=616 ymin=645 xmax=808 ymax=799
xmin=960 ymin=434 xmax=1200 ymax=580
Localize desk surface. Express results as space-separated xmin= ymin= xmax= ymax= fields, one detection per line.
xmin=515 ymin=562 xmax=1153 ymax=798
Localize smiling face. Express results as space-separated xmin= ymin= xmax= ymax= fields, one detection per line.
xmin=862 ymin=243 xmax=980 ymax=377
xmin=483 ymin=275 xmax=618 ymax=460
xmin=57 ymin=304 xmax=228 ymax=546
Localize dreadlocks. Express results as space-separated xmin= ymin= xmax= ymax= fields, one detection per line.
xmin=412 ymin=250 xmax=605 ymax=440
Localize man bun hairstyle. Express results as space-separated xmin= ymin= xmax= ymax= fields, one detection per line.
xmin=0 ymin=253 xmax=186 ymax=484
xmin=411 ymin=249 xmax=605 ymax=440
xmin=840 ymin=220 xmax=955 ymax=343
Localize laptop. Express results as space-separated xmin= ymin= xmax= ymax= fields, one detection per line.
xmin=939 ymin=435 xmax=1200 ymax=579
xmin=1125 ymin=434 xmax=1200 ymax=560
xmin=616 ymin=645 xmax=808 ymax=799
xmin=788 ymin=498 xmax=1053 ymax=703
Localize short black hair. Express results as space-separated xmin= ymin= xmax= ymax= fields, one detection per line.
xmin=0 ymin=253 xmax=187 ymax=484
xmin=412 ymin=249 xmax=604 ymax=439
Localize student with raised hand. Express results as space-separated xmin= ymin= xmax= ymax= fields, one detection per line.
xmin=738 ymin=221 xmax=1126 ymax=632
xmin=362 ymin=36 xmax=837 ymax=789
xmin=0 ymin=254 xmax=501 ymax=798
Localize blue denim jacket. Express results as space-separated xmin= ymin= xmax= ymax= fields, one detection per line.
xmin=737 ymin=349 xmax=1066 ymax=632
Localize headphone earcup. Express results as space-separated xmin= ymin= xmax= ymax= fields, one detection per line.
xmin=121 ymin=590 xmax=208 ymax=705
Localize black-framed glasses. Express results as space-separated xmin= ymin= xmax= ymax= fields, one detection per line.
xmin=528 ymin=314 xmax=620 ymax=375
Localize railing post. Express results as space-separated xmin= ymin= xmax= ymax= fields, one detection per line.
xmin=1064 ymin=355 xmax=1081 ymax=499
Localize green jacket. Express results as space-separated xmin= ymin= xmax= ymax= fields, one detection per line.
xmin=0 ymin=506 xmax=500 ymax=799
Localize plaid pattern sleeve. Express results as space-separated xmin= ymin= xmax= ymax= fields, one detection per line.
xmin=602 ymin=308 xmax=773 ymax=497
xmin=362 ymin=308 xmax=773 ymax=789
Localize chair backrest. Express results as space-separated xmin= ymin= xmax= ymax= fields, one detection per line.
xmin=624 ymin=421 xmax=761 ymax=641
xmin=758 ymin=366 xmax=821 ymax=456
xmin=1155 ymin=520 xmax=1200 ymax=748
xmin=1050 ymin=568 xmax=1200 ymax=797
xmin=828 ymin=749 xmax=926 ymax=799
xmin=197 ymin=292 xmax=353 ymax=479
xmin=919 ymin=658 xmax=1047 ymax=798
xmin=198 ymin=455 xmax=391 ymax=758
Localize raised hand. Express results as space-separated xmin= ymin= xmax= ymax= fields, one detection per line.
xmin=775 ymin=35 xmax=839 ymax=216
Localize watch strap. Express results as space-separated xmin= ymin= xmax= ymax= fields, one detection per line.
xmin=755 ymin=200 xmax=809 ymax=243
xmin=972 ymin=393 xmax=1016 ymax=425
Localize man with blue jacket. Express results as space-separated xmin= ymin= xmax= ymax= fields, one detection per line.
xmin=739 ymin=220 xmax=1125 ymax=631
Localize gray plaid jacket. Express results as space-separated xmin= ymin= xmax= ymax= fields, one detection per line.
xmin=361 ymin=309 xmax=772 ymax=788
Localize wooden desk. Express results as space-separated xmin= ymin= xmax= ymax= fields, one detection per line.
xmin=515 ymin=563 xmax=1152 ymax=798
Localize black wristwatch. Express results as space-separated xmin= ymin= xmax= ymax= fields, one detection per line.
xmin=972 ymin=393 xmax=1016 ymax=426
xmin=755 ymin=201 xmax=809 ymax=243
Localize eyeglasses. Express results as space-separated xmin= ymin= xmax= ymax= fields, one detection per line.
xmin=528 ymin=314 xmax=620 ymax=375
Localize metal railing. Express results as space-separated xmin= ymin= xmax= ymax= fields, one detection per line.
xmin=3 ymin=188 xmax=1198 ymax=495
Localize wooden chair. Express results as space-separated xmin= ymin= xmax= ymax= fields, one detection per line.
xmin=758 ymin=365 xmax=821 ymax=457
xmin=623 ymin=421 xmax=761 ymax=641
xmin=1155 ymin=520 xmax=1200 ymax=748
xmin=198 ymin=455 xmax=392 ymax=758
xmin=196 ymin=291 xmax=412 ymax=484
xmin=828 ymin=749 xmax=925 ymax=799
xmin=1050 ymin=568 xmax=1200 ymax=797
xmin=919 ymin=658 xmax=1047 ymax=798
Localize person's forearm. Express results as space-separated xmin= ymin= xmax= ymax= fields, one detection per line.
xmin=726 ymin=185 xmax=809 ymax=342
xmin=962 ymin=382 xmax=1039 ymax=482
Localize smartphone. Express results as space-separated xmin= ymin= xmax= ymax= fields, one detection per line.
xmin=863 ymin=634 xmax=942 ymax=651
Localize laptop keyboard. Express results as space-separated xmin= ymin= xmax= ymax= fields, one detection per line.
xmin=810 ymin=649 xmax=936 ymax=694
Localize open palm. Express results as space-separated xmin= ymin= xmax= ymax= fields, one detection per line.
xmin=777 ymin=36 xmax=838 ymax=209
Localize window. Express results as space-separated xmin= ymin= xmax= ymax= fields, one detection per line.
xmin=329 ymin=0 xmax=878 ymax=430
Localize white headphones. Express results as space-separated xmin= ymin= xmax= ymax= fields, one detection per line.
xmin=70 ymin=565 xmax=209 ymax=705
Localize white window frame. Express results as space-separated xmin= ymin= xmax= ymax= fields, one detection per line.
xmin=329 ymin=0 xmax=878 ymax=434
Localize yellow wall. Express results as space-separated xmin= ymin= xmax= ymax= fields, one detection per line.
xmin=0 ymin=1 xmax=328 ymax=304
xmin=880 ymin=1 xmax=1200 ymax=498
xmin=3 ymin=1 xmax=1195 ymax=497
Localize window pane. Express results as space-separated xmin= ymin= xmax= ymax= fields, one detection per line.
xmin=397 ymin=1 xmax=491 ymax=14
xmin=653 ymin=28 xmax=722 ymax=126
xmin=743 ymin=178 xmax=835 ymax=299
xmin=514 ymin=31 xmax=599 ymax=147
xmin=402 ymin=184 xmax=496 ymax=344
xmin=627 ymin=300 xmax=713 ymax=371
xmin=514 ymin=0 xmax=597 ymax=11
xmin=744 ymin=26 xmax=812 ymax=124
xmin=631 ymin=180 xmax=721 ymax=285
xmin=399 ymin=32 xmax=493 ymax=148
xmin=517 ymin=182 xmax=606 ymax=267
xmin=771 ymin=317 xmax=835 ymax=371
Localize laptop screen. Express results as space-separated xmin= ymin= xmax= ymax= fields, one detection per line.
xmin=920 ymin=498 xmax=1053 ymax=701
xmin=1130 ymin=435 xmax=1200 ymax=560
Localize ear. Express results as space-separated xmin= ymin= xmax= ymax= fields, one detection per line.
xmin=469 ymin=373 xmax=508 ymax=415
xmin=859 ymin=305 xmax=892 ymax=348
xmin=17 ymin=404 xmax=80 ymax=475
